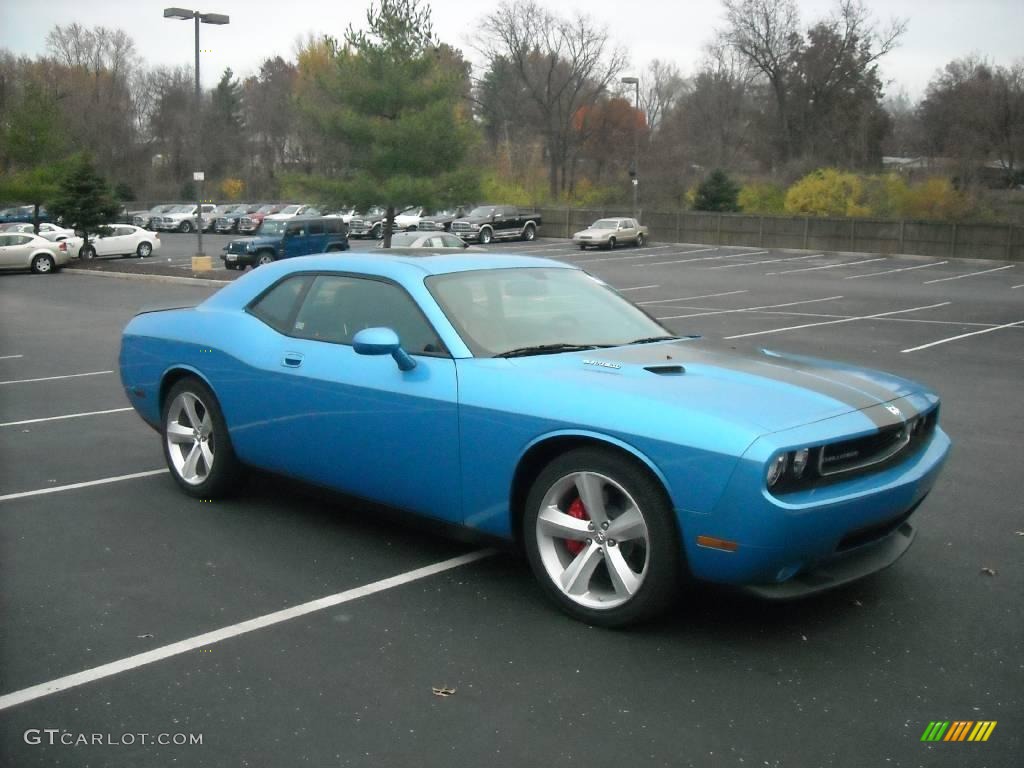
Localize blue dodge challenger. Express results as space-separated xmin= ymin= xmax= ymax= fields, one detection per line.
xmin=119 ymin=253 xmax=950 ymax=626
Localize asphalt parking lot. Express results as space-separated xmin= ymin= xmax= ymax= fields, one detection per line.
xmin=1 ymin=233 xmax=1022 ymax=767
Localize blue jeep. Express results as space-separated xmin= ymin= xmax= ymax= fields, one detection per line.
xmin=221 ymin=217 xmax=349 ymax=270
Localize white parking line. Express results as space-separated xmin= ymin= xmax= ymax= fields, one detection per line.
xmin=1013 ymin=283 xmax=1024 ymax=289
xmin=0 ymin=407 xmax=133 ymax=429
xmin=657 ymin=296 xmax=843 ymax=321
xmin=0 ymin=370 xmax=113 ymax=386
xmin=639 ymin=290 xmax=749 ymax=305
xmin=901 ymin=320 xmax=1024 ymax=353
xmin=707 ymin=254 xmax=820 ymax=270
xmin=843 ymin=261 xmax=947 ymax=280
xmin=616 ymin=284 xmax=660 ymax=292
xmin=724 ymin=302 xmax=951 ymax=340
xmin=576 ymin=247 xmax=684 ymax=264
xmin=767 ymin=257 xmax=885 ymax=276
xmin=640 ymin=250 xmax=766 ymax=268
xmin=0 ymin=549 xmax=494 ymax=711
xmin=0 ymin=469 xmax=168 ymax=503
xmin=0 ymin=354 xmax=24 ymax=361
xmin=923 ymin=265 xmax=1015 ymax=284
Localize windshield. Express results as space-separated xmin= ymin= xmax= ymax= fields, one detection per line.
xmin=170 ymin=205 xmax=193 ymax=213
xmin=258 ymin=220 xmax=287 ymax=235
xmin=468 ymin=206 xmax=496 ymax=218
xmin=426 ymin=268 xmax=672 ymax=358
xmin=257 ymin=205 xmax=277 ymax=214
xmin=279 ymin=205 xmax=301 ymax=215
xmin=592 ymin=219 xmax=621 ymax=229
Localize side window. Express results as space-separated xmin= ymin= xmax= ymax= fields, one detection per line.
xmin=0 ymin=235 xmax=12 ymax=246
xmin=306 ymin=221 xmax=324 ymax=236
xmin=325 ymin=219 xmax=343 ymax=234
xmin=248 ymin=275 xmax=314 ymax=333
xmin=12 ymin=235 xmax=33 ymax=245
xmin=292 ymin=275 xmax=445 ymax=354
xmin=116 ymin=227 xmax=135 ymax=236
xmin=286 ymin=222 xmax=304 ymax=238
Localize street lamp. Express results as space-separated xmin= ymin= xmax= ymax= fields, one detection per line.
xmin=163 ymin=8 xmax=229 ymax=262
xmin=621 ymin=76 xmax=640 ymax=219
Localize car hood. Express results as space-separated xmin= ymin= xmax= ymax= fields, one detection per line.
xmin=575 ymin=227 xmax=615 ymax=237
xmin=504 ymin=340 xmax=926 ymax=434
xmin=228 ymin=236 xmax=277 ymax=247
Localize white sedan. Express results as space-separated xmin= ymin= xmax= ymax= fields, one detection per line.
xmin=1 ymin=222 xmax=79 ymax=242
xmin=79 ymin=225 xmax=161 ymax=259
xmin=0 ymin=232 xmax=70 ymax=274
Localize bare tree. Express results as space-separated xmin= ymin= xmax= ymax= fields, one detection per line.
xmin=637 ymin=59 xmax=686 ymax=132
xmin=476 ymin=0 xmax=626 ymax=196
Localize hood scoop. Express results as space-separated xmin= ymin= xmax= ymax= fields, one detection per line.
xmin=644 ymin=364 xmax=686 ymax=376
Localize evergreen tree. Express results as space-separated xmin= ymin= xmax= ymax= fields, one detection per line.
xmin=693 ymin=170 xmax=741 ymax=212
xmin=48 ymin=155 xmax=122 ymax=255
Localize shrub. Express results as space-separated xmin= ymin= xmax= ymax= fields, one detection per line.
xmin=692 ymin=169 xmax=740 ymax=212
xmin=898 ymin=177 xmax=974 ymax=220
xmin=220 ymin=178 xmax=245 ymax=200
xmin=738 ymin=182 xmax=786 ymax=214
xmin=784 ymin=168 xmax=867 ymax=217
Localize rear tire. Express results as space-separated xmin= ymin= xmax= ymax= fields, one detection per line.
xmin=79 ymin=245 xmax=96 ymax=260
xmin=162 ymin=377 xmax=241 ymax=498
xmin=31 ymin=254 xmax=56 ymax=274
xmin=579 ymin=245 xmax=587 ymax=250
xmin=137 ymin=242 xmax=153 ymax=258
xmin=607 ymin=237 xmax=616 ymax=250
xmin=523 ymin=447 xmax=681 ymax=627
xmin=636 ymin=233 xmax=646 ymax=247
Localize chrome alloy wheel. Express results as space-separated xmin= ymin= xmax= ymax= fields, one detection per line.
xmin=165 ymin=391 xmax=216 ymax=485
xmin=535 ymin=471 xmax=650 ymax=610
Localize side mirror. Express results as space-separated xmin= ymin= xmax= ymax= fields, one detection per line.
xmin=352 ymin=327 xmax=417 ymax=371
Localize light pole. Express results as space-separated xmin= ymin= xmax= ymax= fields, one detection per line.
xmin=621 ymin=76 xmax=640 ymax=219
xmin=163 ymin=7 xmax=229 ymax=261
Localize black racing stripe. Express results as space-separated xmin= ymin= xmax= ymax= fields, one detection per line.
xmin=598 ymin=343 xmax=890 ymax=413
xmin=858 ymin=398 xmax=921 ymax=430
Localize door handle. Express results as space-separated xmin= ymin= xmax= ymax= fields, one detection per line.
xmin=282 ymin=352 xmax=304 ymax=368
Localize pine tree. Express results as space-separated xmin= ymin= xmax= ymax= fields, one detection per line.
xmin=48 ymin=155 xmax=122 ymax=254
xmin=693 ymin=170 xmax=741 ymax=212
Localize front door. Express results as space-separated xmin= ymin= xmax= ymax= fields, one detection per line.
xmin=240 ymin=273 xmax=461 ymax=522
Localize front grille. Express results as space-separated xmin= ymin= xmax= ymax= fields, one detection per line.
xmin=419 ymin=220 xmax=438 ymax=230
xmin=227 ymin=241 xmax=249 ymax=254
xmin=451 ymin=221 xmax=471 ymax=232
xmin=133 ymin=216 xmax=146 ymax=227
xmin=819 ymin=408 xmax=937 ymax=478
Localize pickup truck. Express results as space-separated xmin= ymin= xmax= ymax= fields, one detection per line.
xmin=449 ymin=205 xmax=541 ymax=244
xmin=415 ymin=206 xmax=470 ymax=232
xmin=153 ymin=204 xmax=217 ymax=233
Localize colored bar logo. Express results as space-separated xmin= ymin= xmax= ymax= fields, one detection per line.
xmin=921 ymin=721 xmax=997 ymax=742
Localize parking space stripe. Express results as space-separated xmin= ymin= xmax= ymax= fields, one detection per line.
xmin=1013 ymin=283 xmax=1024 ymax=289
xmin=657 ymin=296 xmax=842 ymax=321
xmin=640 ymin=250 xmax=766 ymax=267
xmin=616 ymin=284 xmax=659 ymax=292
xmin=576 ymin=248 xmax=688 ymax=264
xmin=0 ymin=370 xmax=112 ymax=386
xmin=724 ymin=302 xmax=951 ymax=340
xmin=0 ymin=469 xmax=168 ymax=503
xmin=639 ymin=290 xmax=748 ymax=305
xmin=767 ymin=257 xmax=885 ymax=275
xmin=901 ymin=319 xmax=1024 ymax=353
xmin=0 ymin=549 xmax=494 ymax=711
xmin=707 ymin=254 xmax=820 ymax=270
xmin=0 ymin=407 xmax=133 ymax=429
xmin=844 ymin=261 xmax=947 ymax=280
xmin=924 ymin=265 xmax=1015 ymax=284
xmin=0 ymin=354 xmax=24 ymax=360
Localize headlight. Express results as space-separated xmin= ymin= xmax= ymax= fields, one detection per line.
xmin=766 ymin=454 xmax=788 ymax=488
xmin=792 ymin=448 xmax=810 ymax=478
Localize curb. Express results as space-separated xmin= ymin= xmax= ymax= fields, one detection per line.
xmin=65 ymin=268 xmax=231 ymax=287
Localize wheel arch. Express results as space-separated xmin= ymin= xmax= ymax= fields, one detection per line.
xmin=508 ymin=430 xmax=676 ymax=546
xmin=158 ymin=365 xmax=218 ymax=415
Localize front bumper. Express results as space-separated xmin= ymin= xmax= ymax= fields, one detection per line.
xmin=680 ymin=416 xmax=950 ymax=595
xmin=222 ymin=250 xmax=256 ymax=266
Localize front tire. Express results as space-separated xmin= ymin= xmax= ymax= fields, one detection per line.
xmin=179 ymin=220 xmax=193 ymax=234
xmin=522 ymin=223 xmax=536 ymax=241
xmin=79 ymin=245 xmax=96 ymax=260
xmin=523 ymin=447 xmax=681 ymax=627
xmin=162 ymin=377 xmax=240 ymax=498
xmin=607 ymin=237 xmax=616 ymax=250
xmin=636 ymin=233 xmax=646 ymax=247
xmin=479 ymin=227 xmax=493 ymax=245
xmin=255 ymin=252 xmax=275 ymax=267
xmin=31 ymin=254 xmax=56 ymax=274
xmin=579 ymin=244 xmax=587 ymax=250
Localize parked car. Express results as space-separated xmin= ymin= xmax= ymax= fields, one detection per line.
xmin=153 ymin=204 xmax=217 ymax=233
xmin=323 ymin=206 xmax=358 ymax=224
xmin=264 ymin=204 xmax=321 ymax=222
xmin=133 ymin=204 xmax=176 ymax=230
xmin=238 ymin=204 xmax=285 ymax=234
xmin=220 ymin=216 xmax=349 ymax=269
xmin=0 ymin=222 xmax=79 ymax=242
xmin=214 ymin=204 xmax=260 ymax=234
xmin=0 ymin=232 xmax=70 ymax=273
xmin=450 ymin=205 xmax=541 ymax=244
xmin=573 ymin=217 xmax=648 ymax=250
xmin=204 ymin=204 xmax=237 ymax=232
xmin=416 ymin=206 xmax=470 ymax=232
xmin=79 ymin=225 xmax=161 ymax=259
xmin=0 ymin=205 xmax=51 ymax=224
xmin=120 ymin=253 xmax=950 ymax=626
xmin=393 ymin=207 xmax=431 ymax=231
xmin=377 ymin=232 xmax=472 ymax=249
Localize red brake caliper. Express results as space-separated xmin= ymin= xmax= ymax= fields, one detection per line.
xmin=565 ymin=497 xmax=589 ymax=555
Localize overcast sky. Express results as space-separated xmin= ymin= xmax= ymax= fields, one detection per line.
xmin=1 ymin=0 xmax=1020 ymax=100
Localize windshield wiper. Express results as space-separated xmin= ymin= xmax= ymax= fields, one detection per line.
xmin=626 ymin=335 xmax=679 ymax=345
xmin=495 ymin=343 xmax=608 ymax=358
